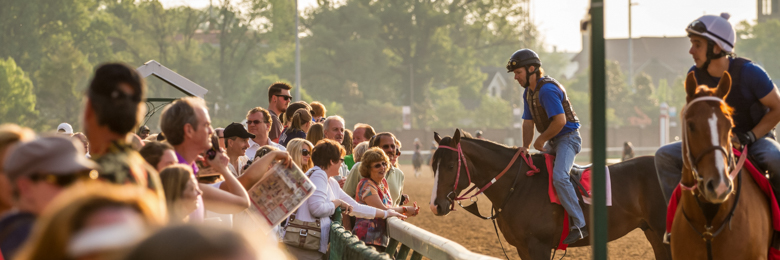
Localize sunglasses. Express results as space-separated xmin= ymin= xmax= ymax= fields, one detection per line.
xmin=302 ymin=149 xmax=310 ymax=157
xmin=373 ymin=162 xmax=388 ymax=169
xmin=29 ymin=170 xmax=98 ymax=187
xmin=687 ymin=20 xmax=733 ymax=48
xmin=275 ymin=94 xmax=292 ymax=101
xmin=381 ymin=144 xmax=397 ymax=151
xmin=246 ymin=120 xmax=265 ymax=125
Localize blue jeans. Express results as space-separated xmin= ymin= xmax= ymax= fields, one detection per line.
xmin=655 ymin=133 xmax=780 ymax=203
xmin=544 ymin=131 xmax=585 ymax=229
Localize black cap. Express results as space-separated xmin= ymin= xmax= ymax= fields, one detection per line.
xmin=224 ymin=122 xmax=255 ymax=139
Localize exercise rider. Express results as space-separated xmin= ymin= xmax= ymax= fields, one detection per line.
xmin=655 ymin=13 xmax=780 ymax=204
xmin=509 ymin=48 xmax=587 ymax=244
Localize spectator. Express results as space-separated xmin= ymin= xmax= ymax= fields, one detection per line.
xmin=310 ymin=101 xmax=327 ymax=123
xmin=353 ymin=148 xmax=418 ymax=250
xmin=353 ymin=142 xmax=370 ymax=164
xmin=73 ymin=132 xmax=90 ymax=157
xmin=156 ymin=133 xmax=165 ymax=142
xmin=474 ymin=130 xmax=484 ymax=139
xmin=412 ymin=138 xmax=423 ymax=178
xmin=322 ymin=116 xmax=348 ymax=179
xmin=57 ymin=122 xmax=74 ymax=136
xmin=124 ymin=224 xmax=288 ymax=260
xmin=284 ymin=139 xmax=404 ymax=258
xmin=281 ymin=101 xmax=312 ymax=129
xmin=352 ymin=123 xmax=375 ymax=145
xmin=253 ymin=145 xmax=280 ymax=162
xmin=622 ymin=141 xmax=635 ymax=162
xmin=0 ymin=136 xmax=98 ymax=259
xmin=245 ymin=107 xmax=286 ymax=160
xmin=0 ymin=124 xmax=35 ymax=217
xmin=267 ymin=82 xmax=292 ymax=143
xmin=160 ymin=97 xmax=250 ymax=223
xmin=287 ymin=139 xmax=314 ymax=173
xmin=82 ymin=63 xmax=160 ymax=192
xmin=342 ymin=129 xmax=354 ymax=156
xmin=223 ymin=123 xmax=254 ymax=177
xmin=344 ymin=132 xmax=408 ymax=207
xmin=138 ymin=125 xmax=151 ymax=140
xmin=214 ymin=128 xmax=226 ymax=151
xmin=159 ymin=165 xmax=203 ymax=223
xmin=279 ymin=109 xmax=312 ymax=147
xmin=306 ymin=123 xmax=324 ymax=146
xmin=139 ymin=142 xmax=178 ymax=172
xmin=13 ymin=182 xmax=165 ymax=260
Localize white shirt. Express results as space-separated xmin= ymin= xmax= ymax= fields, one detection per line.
xmin=245 ymin=138 xmax=286 ymax=159
xmin=228 ymin=155 xmax=249 ymax=177
xmin=287 ymin=166 xmax=377 ymax=253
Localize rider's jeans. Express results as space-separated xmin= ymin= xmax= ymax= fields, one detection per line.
xmin=655 ymin=133 xmax=780 ymax=203
xmin=544 ymin=130 xmax=586 ymax=229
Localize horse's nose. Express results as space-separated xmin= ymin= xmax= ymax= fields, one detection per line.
xmin=703 ymin=178 xmax=732 ymax=203
xmin=429 ymin=203 xmax=439 ymax=215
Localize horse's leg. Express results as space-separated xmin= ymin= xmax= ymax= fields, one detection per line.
xmin=523 ymin=238 xmax=552 ymax=260
xmin=642 ymin=226 xmax=672 ymax=260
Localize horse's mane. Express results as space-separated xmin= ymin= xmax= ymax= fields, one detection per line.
xmin=460 ymin=135 xmax=518 ymax=151
xmin=691 ymin=85 xmax=734 ymax=122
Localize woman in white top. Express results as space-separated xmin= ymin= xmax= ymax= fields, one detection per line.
xmin=285 ymin=139 xmax=406 ymax=259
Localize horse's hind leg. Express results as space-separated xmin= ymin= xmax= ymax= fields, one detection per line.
xmin=642 ymin=226 xmax=671 ymax=260
xmin=520 ymin=238 xmax=552 ymax=260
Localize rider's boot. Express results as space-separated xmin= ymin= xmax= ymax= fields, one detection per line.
xmin=563 ymin=225 xmax=588 ymax=244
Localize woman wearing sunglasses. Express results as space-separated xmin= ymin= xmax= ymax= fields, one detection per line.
xmin=286 ymin=138 xmax=314 ymax=173
xmin=352 ymin=148 xmax=418 ymax=251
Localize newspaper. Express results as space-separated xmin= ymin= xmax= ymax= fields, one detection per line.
xmin=245 ymin=163 xmax=316 ymax=226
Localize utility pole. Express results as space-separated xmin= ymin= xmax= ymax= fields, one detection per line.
xmin=628 ymin=0 xmax=638 ymax=88
xmin=590 ymin=0 xmax=608 ymax=258
xmin=294 ymin=0 xmax=301 ymax=101
xmin=410 ymin=63 xmax=414 ymax=128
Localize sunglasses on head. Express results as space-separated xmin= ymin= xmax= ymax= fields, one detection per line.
xmin=302 ymin=149 xmax=310 ymax=156
xmin=687 ymin=20 xmax=734 ymax=48
xmin=246 ymin=120 xmax=265 ymax=125
xmin=373 ymin=162 xmax=388 ymax=169
xmin=275 ymin=94 xmax=292 ymax=101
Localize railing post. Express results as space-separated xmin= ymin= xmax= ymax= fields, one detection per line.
xmin=589 ymin=0 xmax=608 ymax=259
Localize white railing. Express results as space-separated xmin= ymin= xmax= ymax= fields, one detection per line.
xmin=386 ymin=218 xmax=500 ymax=260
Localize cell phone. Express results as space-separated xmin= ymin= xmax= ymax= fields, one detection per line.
xmin=207 ymin=135 xmax=220 ymax=160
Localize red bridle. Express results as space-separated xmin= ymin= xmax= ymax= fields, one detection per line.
xmin=437 ymin=142 xmax=537 ymax=210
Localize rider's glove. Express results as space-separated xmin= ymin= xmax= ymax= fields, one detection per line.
xmin=736 ymin=131 xmax=756 ymax=146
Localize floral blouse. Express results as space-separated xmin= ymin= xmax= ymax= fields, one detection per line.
xmin=352 ymin=178 xmax=392 ymax=246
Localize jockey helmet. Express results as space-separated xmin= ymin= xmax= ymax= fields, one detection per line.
xmin=506 ymin=49 xmax=541 ymax=73
xmin=686 ymin=13 xmax=735 ymax=69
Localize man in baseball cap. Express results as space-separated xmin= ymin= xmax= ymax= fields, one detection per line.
xmin=223 ymin=123 xmax=255 ymax=177
xmin=0 ymin=136 xmax=98 ymax=259
xmin=57 ymin=122 xmax=74 ymax=136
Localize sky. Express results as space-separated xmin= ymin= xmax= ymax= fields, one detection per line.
xmin=160 ymin=0 xmax=758 ymax=53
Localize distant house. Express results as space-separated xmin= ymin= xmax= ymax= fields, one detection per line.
xmin=759 ymin=0 xmax=780 ymax=22
xmin=572 ymin=36 xmax=692 ymax=86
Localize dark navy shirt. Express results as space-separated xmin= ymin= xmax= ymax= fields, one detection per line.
xmin=522 ymin=81 xmax=580 ymax=138
xmin=279 ymin=129 xmax=307 ymax=147
xmin=689 ymin=58 xmax=775 ymax=133
xmin=0 ymin=212 xmax=35 ymax=260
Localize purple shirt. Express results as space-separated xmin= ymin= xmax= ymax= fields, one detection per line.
xmin=176 ymin=151 xmax=204 ymax=223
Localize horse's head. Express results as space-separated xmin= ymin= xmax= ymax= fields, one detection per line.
xmin=682 ymin=71 xmax=734 ymax=203
xmin=429 ymin=129 xmax=473 ymax=216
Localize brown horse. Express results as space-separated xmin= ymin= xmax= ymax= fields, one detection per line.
xmin=672 ymin=71 xmax=772 ymax=259
xmin=429 ymin=129 xmax=671 ymax=259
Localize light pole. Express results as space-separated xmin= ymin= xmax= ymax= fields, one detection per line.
xmin=628 ymin=0 xmax=638 ymax=88
xmin=294 ymin=0 xmax=301 ymax=101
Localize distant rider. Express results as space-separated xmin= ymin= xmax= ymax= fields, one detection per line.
xmin=655 ymin=13 xmax=780 ymax=204
xmin=509 ymin=48 xmax=587 ymax=244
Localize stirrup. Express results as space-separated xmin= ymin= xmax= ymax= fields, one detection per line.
xmin=663 ymin=231 xmax=671 ymax=244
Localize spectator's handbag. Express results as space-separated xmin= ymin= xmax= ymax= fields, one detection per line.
xmin=282 ymin=212 xmax=321 ymax=251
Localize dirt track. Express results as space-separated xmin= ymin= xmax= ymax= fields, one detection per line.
xmin=397 ymin=164 xmax=655 ymax=260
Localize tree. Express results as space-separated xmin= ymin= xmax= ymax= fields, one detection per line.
xmin=0 ymin=58 xmax=38 ymax=126
xmin=34 ymin=36 xmax=92 ymax=131
xmin=737 ymin=19 xmax=780 ymax=80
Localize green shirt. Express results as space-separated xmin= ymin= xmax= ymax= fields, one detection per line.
xmin=343 ymin=162 xmax=405 ymax=207
xmin=344 ymin=154 xmax=356 ymax=170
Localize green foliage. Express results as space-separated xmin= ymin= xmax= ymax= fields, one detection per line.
xmin=474 ymin=95 xmax=512 ymax=128
xmin=0 ymin=58 xmax=38 ymax=126
xmin=737 ymin=20 xmax=780 ymax=80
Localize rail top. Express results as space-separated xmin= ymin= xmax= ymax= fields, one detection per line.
xmin=386 ymin=218 xmax=501 ymax=260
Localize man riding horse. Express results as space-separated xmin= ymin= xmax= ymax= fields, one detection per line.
xmin=655 ymin=13 xmax=780 ymax=204
xmin=508 ymin=48 xmax=587 ymax=244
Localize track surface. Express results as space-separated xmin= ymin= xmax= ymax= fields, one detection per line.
xmin=398 ymin=164 xmax=655 ymax=259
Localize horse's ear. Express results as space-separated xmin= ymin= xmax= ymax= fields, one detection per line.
xmin=452 ymin=129 xmax=461 ymax=145
xmin=685 ymin=71 xmax=698 ymax=101
xmin=434 ymin=132 xmax=442 ymax=143
xmin=716 ymin=71 xmax=732 ymax=100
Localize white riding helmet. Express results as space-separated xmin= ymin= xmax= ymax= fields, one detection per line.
xmin=686 ymin=12 xmax=736 ymax=53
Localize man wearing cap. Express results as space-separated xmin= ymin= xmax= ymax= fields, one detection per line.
xmin=82 ymin=63 xmax=161 ymax=194
xmin=245 ymin=107 xmax=286 ymax=160
xmin=508 ymin=48 xmax=586 ymax=244
xmin=0 ymin=136 xmax=98 ymax=259
xmin=655 ymin=13 xmax=780 ymax=204
xmin=223 ymin=123 xmax=255 ymax=177
xmin=57 ymin=122 xmax=74 ymax=136
xmin=137 ymin=125 xmax=151 ymax=140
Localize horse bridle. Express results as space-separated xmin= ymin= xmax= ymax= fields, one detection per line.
xmin=436 ymin=142 xmax=534 ymax=211
xmin=680 ymin=96 xmax=747 ymax=191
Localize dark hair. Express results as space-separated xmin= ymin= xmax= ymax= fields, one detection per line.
xmin=139 ymin=141 xmax=174 ymax=169
xmin=124 ymin=225 xmax=253 ymax=260
xmin=306 ymin=123 xmax=324 ymax=146
xmin=87 ymin=63 xmax=146 ymax=135
xmin=354 ymin=123 xmax=376 ymax=141
xmin=369 ymin=132 xmax=398 ymax=148
xmin=283 ymin=101 xmax=312 ymax=125
xmin=267 ymin=82 xmax=292 ymax=102
xmin=160 ymin=97 xmax=206 ymax=146
xmin=311 ymin=139 xmax=345 ymax=169
xmin=254 ymin=145 xmax=279 ymax=160
xmin=342 ymin=129 xmax=353 ymax=155
xmin=156 ymin=132 xmax=166 ymax=141
xmin=290 ymin=109 xmax=312 ymax=131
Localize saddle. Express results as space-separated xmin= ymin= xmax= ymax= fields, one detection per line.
xmin=570 ymin=164 xmax=591 ymax=199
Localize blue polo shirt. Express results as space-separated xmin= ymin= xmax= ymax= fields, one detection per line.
xmin=522 ymin=81 xmax=580 ymax=138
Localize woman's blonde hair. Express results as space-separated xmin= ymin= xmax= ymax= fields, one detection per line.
xmin=158 ymin=165 xmax=195 ymax=223
xmin=306 ymin=123 xmax=324 ymax=146
xmin=287 ymin=138 xmax=314 ymax=172
xmin=359 ymin=148 xmax=390 ymax=179
xmin=14 ymin=182 xmax=166 ymax=260
xmin=353 ymin=141 xmax=369 ymax=162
